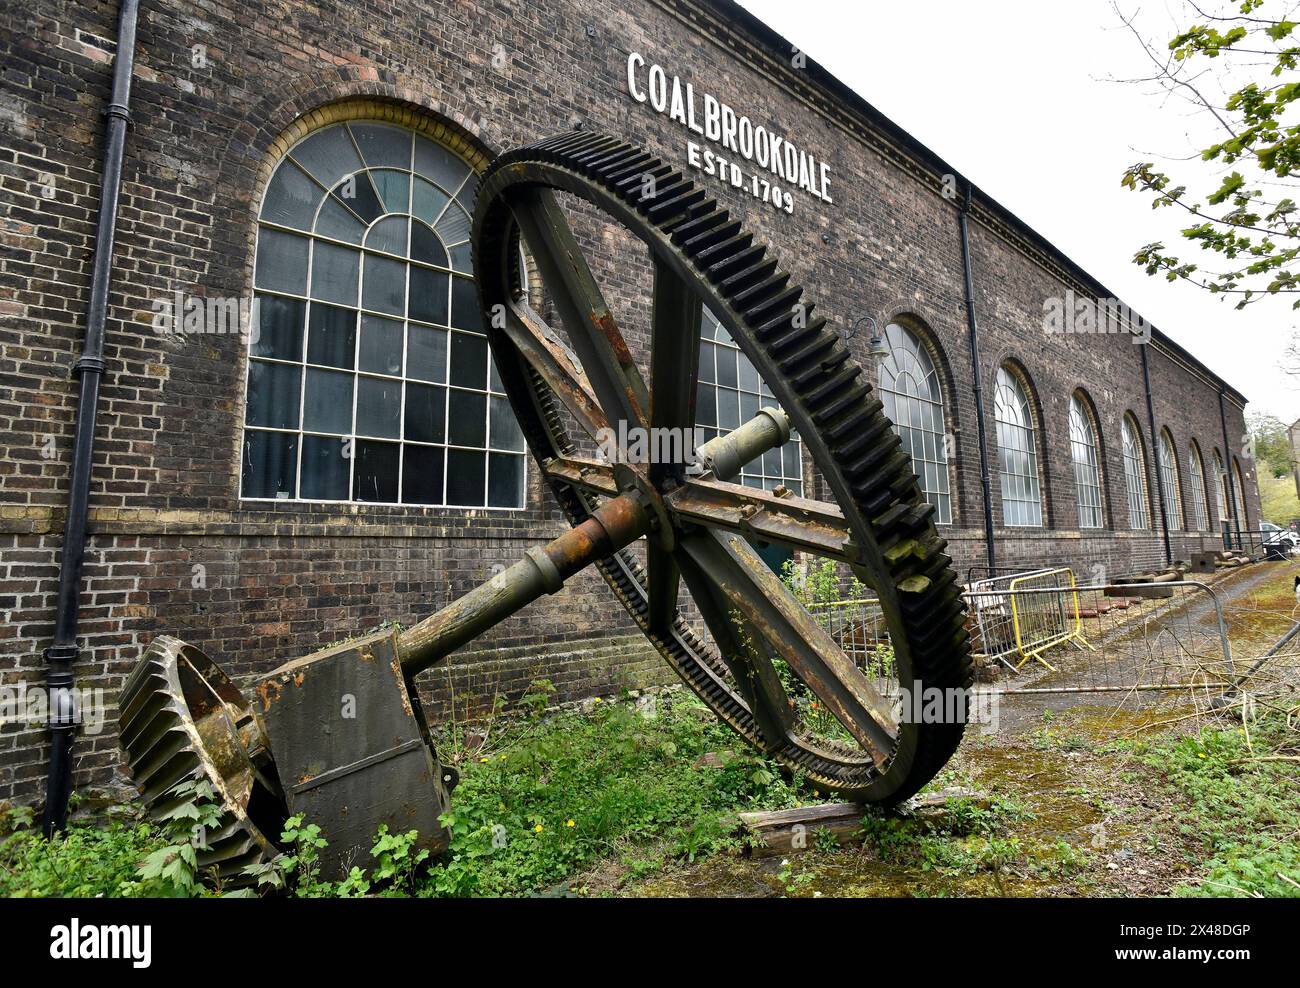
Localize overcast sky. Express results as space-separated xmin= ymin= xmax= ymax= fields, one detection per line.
xmin=735 ymin=0 xmax=1297 ymax=423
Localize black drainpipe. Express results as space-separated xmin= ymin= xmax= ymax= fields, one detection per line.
xmin=958 ymin=181 xmax=995 ymax=572
xmin=42 ymin=0 xmax=139 ymax=837
xmin=1218 ymin=389 xmax=1242 ymax=545
xmin=1139 ymin=341 xmax=1172 ymax=567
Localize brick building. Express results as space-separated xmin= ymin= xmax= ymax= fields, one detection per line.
xmin=0 ymin=0 xmax=1260 ymax=806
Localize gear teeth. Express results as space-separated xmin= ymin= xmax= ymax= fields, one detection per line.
xmin=118 ymin=637 xmax=280 ymax=888
xmin=473 ymin=132 xmax=975 ymax=803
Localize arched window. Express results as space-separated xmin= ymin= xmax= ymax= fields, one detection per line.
xmin=1232 ymin=458 xmax=1248 ymax=529
xmin=1121 ymin=414 xmax=1151 ymax=530
xmin=1157 ymin=429 xmax=1183 ymax=532
xmin=1186 ymin=441 xmax=1210 ymax=532
xmin=1212 ymin=449 xmax=1228 ymax=524
xmin=877 ymin=321 xmax=951 ymax=523
xmin=241 ymin=119 xmax=526 ymax=508
xmin=696 ymin=307 xmax=803 ymax=494
xmin=1068 ymin=393 xmax=1104 ymax=529
xmin=993 ymin=366 xmax=1043 ymax=527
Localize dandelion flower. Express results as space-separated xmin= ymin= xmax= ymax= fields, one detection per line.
xmin=566 ymin=819 xmax=575 ymax=828
xmin=534 ymin=823 xmax=544 ymax=833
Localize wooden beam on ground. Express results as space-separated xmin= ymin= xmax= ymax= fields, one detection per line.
xmin=736 ymin=803 xmax=865 ymax=858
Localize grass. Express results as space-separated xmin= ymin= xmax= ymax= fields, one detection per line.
xmin=424 ymin=690 xmax=805 ymax=895
xmin=2 ymin=678 xmax=1295 ymax=898
xmin=0 ymin=689 xmax=809 ymax=898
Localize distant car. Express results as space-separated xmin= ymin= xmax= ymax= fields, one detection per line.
xmin=1261 ymin=521 xmax=1300 ymax=549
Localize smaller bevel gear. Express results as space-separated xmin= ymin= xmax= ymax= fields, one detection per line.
xmin=117 ymin=636 xmax=285 ymax=885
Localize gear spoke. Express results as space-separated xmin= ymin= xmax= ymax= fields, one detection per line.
xmin=666 ymin=477 xmax=856 ymax=563
xmin=648 ymin=256 xmax=703 ymax=483
xmin=677 ymin=528 xmax=898 ymax=762
xmin=501 ymin=302 xmax=611 ymax=441
xmin=672 ymin=541 xmax=795 ymax=746
xmin=508 ymin=186 xmax=650 ymax=430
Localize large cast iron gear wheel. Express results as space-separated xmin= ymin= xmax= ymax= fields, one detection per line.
xmin=118 ymin=636 xmax=283 ymax=885
xmin=472 ymin=131 xmax=974 ymax=804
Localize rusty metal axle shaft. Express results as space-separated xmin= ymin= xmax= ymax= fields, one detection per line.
xmin=396 ymin=408 xmax=791 ymax=677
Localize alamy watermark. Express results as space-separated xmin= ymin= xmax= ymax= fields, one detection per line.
xmin=1042 ymin=290 xmax=1151 ymax=343
xmin=0 ymin=681 xmax=106 ymax=735
xmin=596 ymin=422 xmax=707 ymax=473
xmin=894 ymin=682 xmax=999 ymax=736
xmin=151 ymin=291 xmax=260 ymax=343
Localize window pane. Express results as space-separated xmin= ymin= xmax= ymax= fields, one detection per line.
xmin=447 ymin=389 xmax=486 ymax=447
xmin=358 ymin=314 xmax=403 ymax=375
xmin=332 ymin=178 xmax=382 ymax=225
xmin=306 ymin=303 xmax=356 ymax=369
xmin=489 ymin=395 xmax=524 ymax=451
xmin=251 ymin=294 xmax=304 ymax=361
xmin=455 ymin=174 xmax=478 ymax=214
xmin=303 ymin=367 xmax=353 ymax=434
xmin=402 ymin=444 xmax=444 ymax=505
xmin=254 ymin=229 xmax=309 ymax=294
xmin=246 ymin=360 xmax=301 ymax=429
xmin=415 ymin=136 xmax=470 ymax=193
xmin=451 ymin=277 xmax=482 ymax=331
xmin=409 ymin=266 xmax=449 ymax=324
xmin=315 ymin=195 xmax=365 ymax=244
xmin=699 ymin=342 xmax=715 ymax=383
xmin=371 ymin=170 xmax=410 ymax=214
xmin=488 ymin=452 xmax=523 ymax=507
xmin=407 ymin=324 xmax=447 ymax=383
xmin=261 ymin=160 xmax=323 ymax=230
xmin=352 ymin=439 xmax=400 ymax=502
xmin=351 ymin=123 xmax=411 ymax=169
xmin=717 ymin=349 xmax=738 ymax=388
xmin=356 ymin=375 xmax=401 ymax=438
xmin=404 ymin=383 xmax=446 ymax=443
xmin=696 ymin=383 xmax=716 ymax=426
xmin=718 ymin=389 xmax=739 ymax=430
xmin=411 ymin=223 xmax=447 ymax=266
xmin=448 ymin=244 xmax=472 ymax=274
xmin=365 ymin=215 xmax=408 ymax=255
xmin=311 ymin=242 xmax=360 ymax=306
xmin=241 ymin=430 xmax=297 ymax=498
xmin=446 ymin=448 xmax=486 ymax=505
xmin=290 ymin=125 xmax=364 ymax=189
xmin=362 ymin=254 xmax=406 ymax=315
xmin=435 ymin=202 xmax=471 ymax=246
xmin=300 ymin=434 xmax=350 ymax=500
xmin=412 ymin=177 xmax=451 ymax=226
xmin=450 ymin=331 xmax=488 ymax=389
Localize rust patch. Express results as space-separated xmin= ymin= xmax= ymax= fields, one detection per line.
xmin=255 ymin=678 xmax=281 ymax=713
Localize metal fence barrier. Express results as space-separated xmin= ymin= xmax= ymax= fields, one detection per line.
xmin=1006 ymin=568 xmax=1092 ymax=672
xmin=964 ymin=579 xmax=1235 ymax=695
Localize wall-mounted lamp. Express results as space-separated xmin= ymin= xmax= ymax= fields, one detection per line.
xmin=845 ymin=315 xmax=888 ymax=359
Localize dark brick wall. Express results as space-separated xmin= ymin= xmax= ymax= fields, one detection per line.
xmin=0 ymin=0 xmax=1259 ymax=803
